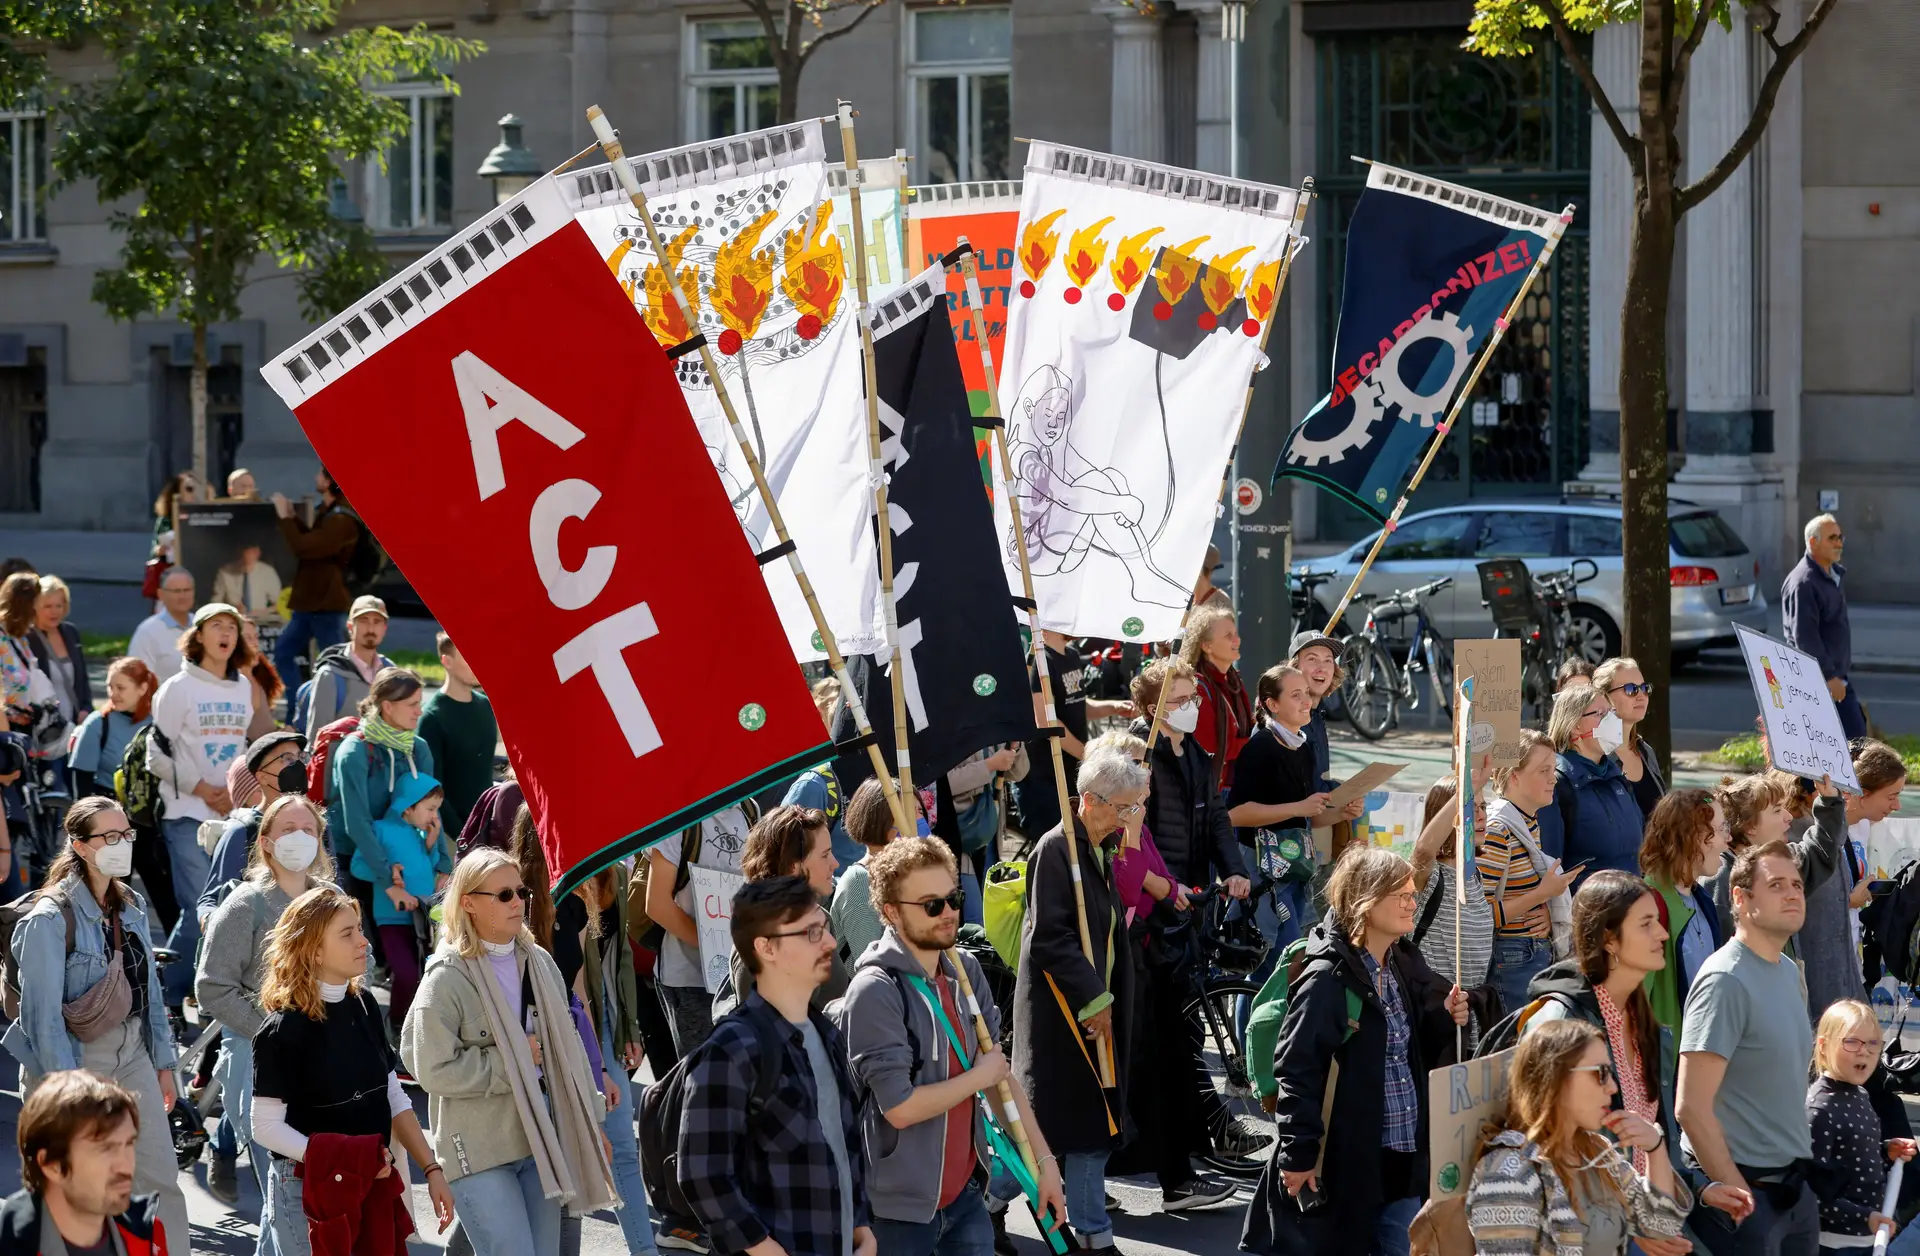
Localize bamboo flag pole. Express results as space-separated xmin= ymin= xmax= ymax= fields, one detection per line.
xmin=955 ymin=236 xmax=1114 ymax=1087
xmin=948 ymin=950 xmax=1042 ymax=1185
xmin=1142 ymin=177 xmax=1315 ymax=756
xmin=835 ymin=101 xmax=918 ymax=815
xmin=1321 ymin=203 xmax=1578 ymax=637
xmin=1453 ymin=678 xmax=1470 ymax=1061
xmin=586 ymin=105 xmax=915 ymax=839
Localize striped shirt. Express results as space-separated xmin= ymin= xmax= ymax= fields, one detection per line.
xmin=1477 ymin=809 xmax=1552 ymax=939
xmin=1362 ymin=951 xmax=1419 ymax=1152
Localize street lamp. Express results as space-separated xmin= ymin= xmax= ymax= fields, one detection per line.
xmin=1220 ymin=0 xmax=1248 ymax=178
xmin=477 ymin=114 xmax=541 ymax=206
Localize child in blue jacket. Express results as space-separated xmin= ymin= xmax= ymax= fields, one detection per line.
xmin=352 ymin=770 xmax=444 ymax=1031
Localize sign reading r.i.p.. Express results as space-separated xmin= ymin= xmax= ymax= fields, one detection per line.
xmin=1736 ymin=624 xmax=1862 ymax=792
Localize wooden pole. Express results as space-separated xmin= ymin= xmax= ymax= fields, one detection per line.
xmin=835 ymin=101 xmax=918 ymax=815
xmin=955 ymin=237 xmax=1113 ymax=1086
xmin=1141 ymin=177 xmax=1314 ymax=755
xmin=1321 ymin=204 xmax=1577 ymax=636
xmin=586 ymin=104 xmax=915 ymax=839
xmin=947 ymin=950 xmax=1042 ymax=1184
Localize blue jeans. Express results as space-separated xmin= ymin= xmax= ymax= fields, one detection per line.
xmin=1491 ymin=936 xmax=1554 ymax=1016
xmin=872 ymin=1181 xmax=994 ymax=1256
xmin=961 ymin=870 xmax=984 ymax=929
xmin=275 ymin=610 xmax=347 ymax=697
xmin=1373 ymin=1195 xmax=1420 ymax=1256
xmin=1836 ymin=678 xmax=1869 ymax=742
xmin=161 ymin=815 xmax=211 ymax=1004
xmin=264 ymin=1156 xmax=310 ymax=1256
xmin=449 ymin=1155 xmax=564 ymax=1256
xmin=1061 ymin=1152 xmax=1111 ymax=1246
xmin=599 ymin=1022 xmax=657 ymax=1254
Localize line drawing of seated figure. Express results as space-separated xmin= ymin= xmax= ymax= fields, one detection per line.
xmin=707 ymin=441 xmax=765 ymax=553
xmin=1005 ymin=364 xmax=1191 ymax=611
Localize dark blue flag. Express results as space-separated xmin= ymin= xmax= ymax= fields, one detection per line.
xmin=1274 ymin=166 xmax=1564 ymax=520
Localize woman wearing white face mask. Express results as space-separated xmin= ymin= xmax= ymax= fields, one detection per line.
xmin=197 ymin=793 xmax=338 ymax=1227
xmin=1594 ymin=657 xmax=1666 ymax=818
xmin=1126 ymin=660 xmax=1251 ymax=897
xmin=1549 ymin=683 xmax=1647 ymax=885
xmin=0 ymin=796 xmax=189 ymax=1250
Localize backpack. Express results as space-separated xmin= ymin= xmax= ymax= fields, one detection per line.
xmin=0 ymin=892 xmax=78 ymax=1021
xmin=292 ymin=671 xmax=347 ymax=740
xmin=115 ymin=724 xmax=170 ymax=829
xmin=638 ymin=1009 xmax=784 ymax=1222
xmin=335 ymin=508 xmax=386 ymax=595
xmin=307 ymin=716 xmax=363 ymax=804
xmin=1245 ymin=940 xmax=1364 ymax=1106
xmin=1412 ymin=877 xmax=1447 ymax=949
xmin=1862 ymin=857 xmax=1920 ymax=986
xmin=981 ymin=859 xmax=1029 ymax=966
xmin=1474 ymin=991 xmax=1581 ymax=1059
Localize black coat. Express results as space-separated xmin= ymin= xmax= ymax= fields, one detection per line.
xmin=24 ymin=623 xmax=91 ymax=714
xmin=1129 ymin=717 xmax=1245 ymax=888
xmin=1011 ymin=815 xmax=1133 ymax=1155
xmin=1242 ymin=922 xmax=1455 ymax=1256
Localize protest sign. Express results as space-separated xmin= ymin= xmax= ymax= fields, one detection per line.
xmin=1326 ymin=761 xmax=1406 ymax=812
xmin=831 ymin=155 xmax=907 ymax=290
xmin=1429 ymin=1048 xmax=1515 ymax=1197
xmin=1736 ymin=625 xmax=1862 ymax=791
xmin=1355 ymin=789 xmax=1428 ymax=860
xmin=907 ymin=180 xmax=1022 ymax=418
xmin=260 ymin=175 xmax=832 ymax=894
xmin=174 ymin=501 xmax=294 ymax=627
xmin=690 ymin=863 xmax=747 ymax=993
xmin=1454 ymin=639 xmax=1522 ymax=769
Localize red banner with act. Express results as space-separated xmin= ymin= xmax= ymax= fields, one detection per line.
xmin=262 ymin=180 xmax=830 ymax=892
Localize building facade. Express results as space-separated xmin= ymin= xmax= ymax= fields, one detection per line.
xmin=0 ymin=0 xmax=1912 ymax=599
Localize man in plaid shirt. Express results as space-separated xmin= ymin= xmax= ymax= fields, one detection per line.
xmin=680 ymin=875 xmax=877 ymax=1256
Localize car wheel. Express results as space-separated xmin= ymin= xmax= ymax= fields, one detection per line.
xmin=1566 ymin=604 xmax=1620 ymax=664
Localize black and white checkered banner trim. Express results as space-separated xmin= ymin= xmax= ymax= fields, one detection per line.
xmin=1025 ymin=141 xmax=1298 ymax=221
xmin=863 ymin=265 xmax=946 ymax=342
xmin=562 ymin=120 xmax=828 ymax=215
xmin=1365 ymin=161 xmax=1558 ymax=234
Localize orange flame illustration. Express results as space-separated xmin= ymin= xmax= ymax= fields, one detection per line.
xmin=641 ymin=224 xmax=701 ymax=346
xmin=606 ymin=237 xmax=637 ymax=299
xmin=1246 ymin=256 xmax=1284 ymax=324
xmin=709 ymin=209 xmax=779 ymax=340
xmin=1063 ymin=217 xmax=1114 ymax=287
xmin=779 ymin=201 xmax=844 ymax=325
xmin=1154 ymin=236 xmax=1210 ymax=307
xmin=1108 ymin=227 xmax=1163 ymax=296
xmin=1201 ymin=245 xmax=1256 ymax=315
xmin=1019 ymin=209 xmax=1068 ymax=282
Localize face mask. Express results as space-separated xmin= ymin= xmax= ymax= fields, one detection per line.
xmin=272 ymin=830 xmax=320 ymax=874
xmin=273 ymin=759 xmax=308 ymax=795
xmin=1594 ymin=711 xmax=1625 ymax=755
xmin=1166 ymin=700 xmax=1200 ymax=735
xmin=92 ymin=841 xmax=134 ymax=880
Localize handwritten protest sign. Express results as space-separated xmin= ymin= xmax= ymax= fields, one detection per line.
xmin=1429 ymin=1048 xmax=1515 ymax=1198
xmin=1455 ymin=639 xmax=1522 ymax=769
xmin=1736 ymin=625 xmax=1862 ymax=792
xmin=689 ymin=864 xmax=746 ymax=993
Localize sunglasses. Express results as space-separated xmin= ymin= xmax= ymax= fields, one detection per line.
xmin=893 ymin=891 xmax=967 ymax=918
xmin=465 ymin=886 xmax=533 ymax=904
xmin=1570 ymin=1063 xmax=1616 ymax=1086
xmin=1609 ymin=682 xmax=1655 ymax=697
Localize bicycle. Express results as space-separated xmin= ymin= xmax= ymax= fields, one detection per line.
xmin=1478 ymin=558 xmax=1597 ymax=721
xmin=1337 ymin=577 xmax=1456 ymax=742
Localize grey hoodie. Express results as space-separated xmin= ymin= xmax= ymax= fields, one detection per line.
xmin=839 ymin=930 xmax=999 ymax=1224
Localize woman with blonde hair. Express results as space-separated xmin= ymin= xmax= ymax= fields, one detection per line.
xmin=1180 ymin=603 xmax=1253 ymax=792
xmin=1480 ymin=729 xmax=1580 ymax=1008
xmin=196 ymin=793 xmax=336 ymax=1212
xmin=1592 ymin=657 xmax=1665 ymax=817
xmin=1244 ymin=845 xmax=1468 ymax=1256
xmin=1549 ymin=682 xmax=1644 ymax=883
xmin=1806 ymin=999 xmax=1920 ymax=1255
xmin=1466 ymin=1019 xmax=1691 ymax=1256
xmin=251 ymin=885 xmax=451 ymax=1254
xmin=402 ymin=848 xmax=617 ymax=1256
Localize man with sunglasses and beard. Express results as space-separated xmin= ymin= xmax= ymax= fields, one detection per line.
xmin=842 ymin=838 xmax=1065 ymax=1256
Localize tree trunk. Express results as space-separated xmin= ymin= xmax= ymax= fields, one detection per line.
xmin=775 ymin=2 xmax=802 ymax=123
xmin=191 ymin=321 xmax=210 ymax=489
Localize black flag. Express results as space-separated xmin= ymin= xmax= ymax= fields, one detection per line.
xmin=833 ymin=265 xmax=1035 ymax=794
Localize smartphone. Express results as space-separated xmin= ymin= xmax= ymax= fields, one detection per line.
xmin=1870 ymin=880 xmax=1898 ymax=897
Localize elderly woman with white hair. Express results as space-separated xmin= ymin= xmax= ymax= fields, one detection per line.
xmin=1011 ymin=747 xmax=1145 ymax=1251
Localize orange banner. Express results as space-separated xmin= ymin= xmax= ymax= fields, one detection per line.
xmin=907 ymin=181 xmax=1022 ymax=418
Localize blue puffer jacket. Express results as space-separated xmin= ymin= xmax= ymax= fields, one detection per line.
xmin=1555 ymin=750 xmax=1646 ymax=885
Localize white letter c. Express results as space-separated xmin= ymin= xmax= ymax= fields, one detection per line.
xmin=530 ymin=478 xmax=616 ymax=611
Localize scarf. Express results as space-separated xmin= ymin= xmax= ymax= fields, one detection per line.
xmin=1592 ymin=983 xmax=1658 ymax=1174
xmin=1269 ymin=719 xmax=1307 ymax=750
xmin=360 ymin=713 xmax=416 ymax=754
xmin=1197 ymin=660 xmax=1253 ymax=792
xmin=459 ymin=943 xmax=618 ymax=1214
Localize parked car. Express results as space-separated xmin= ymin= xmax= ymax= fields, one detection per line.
xmin=1293 ymin=497 xmax=1767 ymax=665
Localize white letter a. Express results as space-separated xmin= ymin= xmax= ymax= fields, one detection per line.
xmin=453 ymin=350 xmax=587 ymax=500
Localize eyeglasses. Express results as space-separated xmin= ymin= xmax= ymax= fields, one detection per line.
xmin=892 ymin=891 xmax=966 ymax=918
xmin=1570 ymin=1063 xmax=1617 ymax=1086
xmin=86 ymin=829 xmax=135 ymax=847
xmin=1091 ymin=792 xmax=1145 ymax=819
xmin=1840 ymin=1036 xmax=1884 ymax=1054
xmin=465 ymin=887 xmax=533 ymax=904
xmin=1610 ymin=682 xmax=1655 ymax=697
xmin=769 ymin=919 xmax=831 ymax=945
xmin=1386 ymin=891 xmax=1419 ymax=908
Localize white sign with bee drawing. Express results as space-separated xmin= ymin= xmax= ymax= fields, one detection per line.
xmin=1736 ymin=625 xmax=1861 ymax=793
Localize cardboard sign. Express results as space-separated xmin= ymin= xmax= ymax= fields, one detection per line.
xmin=1429 ymin=1048 xmax=1516 ymax=1198
xmin=1326 ymin=761 xmax=1407 ymax=812
xmin=689 ymin=863 xmax=747 ymax=994
xmin=1736 ymin=625 xmax=1862 ymax=792
xmin=1454 ymin=639 xmax=1523 ymax=768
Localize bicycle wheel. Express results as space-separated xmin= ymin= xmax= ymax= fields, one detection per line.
xmin=1184 ymin=979 xmax=1272 ymax=1177
xmin=1340 ymin=638 xmax=1399 ymax=741
xmin=1427 ymin=635 xmax=1454 ymax=718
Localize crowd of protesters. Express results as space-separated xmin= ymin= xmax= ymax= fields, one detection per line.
xmin=0 ymin=502 xmax=1914 ymax=1256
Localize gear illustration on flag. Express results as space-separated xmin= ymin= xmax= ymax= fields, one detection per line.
xmin=1286 ymin=405 xmax=1378 ymax=466
xmin=1358 ymin=310 xmax=1475 ymax=428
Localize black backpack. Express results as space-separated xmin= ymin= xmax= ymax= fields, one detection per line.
xmin=1862 ymin=857 xmax=1920 ymax=986
xmin=333 ymin=507 xmax=387 ymax=595
xmin=638 ymin=1009 xmax=784 ymax=1221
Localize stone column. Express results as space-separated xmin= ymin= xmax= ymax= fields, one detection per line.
xmin=1102 ymin=4 xmax=1166 ymax=162
xmin=1577 ymin=23 xmax=1639 ymax=484
xmin=1190 ymin=1 xmax=1232 ymax=174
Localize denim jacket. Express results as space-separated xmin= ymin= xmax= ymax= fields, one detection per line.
xmin=1 ymin=877 xmax=175 ymax=1078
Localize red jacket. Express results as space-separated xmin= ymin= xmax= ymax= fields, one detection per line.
xmin=298 ymin=1134 xmax=414 ymax=1256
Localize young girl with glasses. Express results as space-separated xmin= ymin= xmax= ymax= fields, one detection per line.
xmin=1807 ymin=999 xmax=1920 ymax=1256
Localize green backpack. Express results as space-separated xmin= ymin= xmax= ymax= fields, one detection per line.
xmin=114 ymin=724 xmax=169 ymax=830
xmin=981 ymin=860 xmax=1029 ymax=967
xmin=1246 ymin=938 xmax=1364 ymax=1105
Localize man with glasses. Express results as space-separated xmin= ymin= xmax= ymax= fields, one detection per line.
xmin=1783 ymin=513 xmax=1865 ymax=740
xmin=841 ymin=837 xmax=1066 ymax=1256
xmin=681 ymin=875 xmax=877 ymax=1256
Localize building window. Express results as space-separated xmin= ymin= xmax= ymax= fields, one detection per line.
xmin=367 ymin=86 xmax=454 ymax=232
xmin=1 ymin=108 xmax=49 ymax=244
xmin=687 ymin=20 xmax=779 ymax=142
xmin=908 ymin=7 xmax=1010 ymax=184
